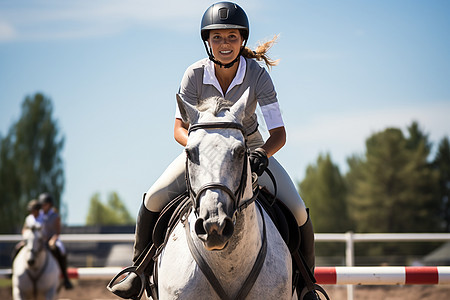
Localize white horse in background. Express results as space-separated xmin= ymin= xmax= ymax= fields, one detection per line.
xmin=154 ymin=91 xmax=294 ymax=299
xmin=12 ymin=225 xmax=60 ymax=300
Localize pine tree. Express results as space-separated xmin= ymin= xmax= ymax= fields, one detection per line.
xmin=346 ymin=123 xmax=440 ymax=259
xmin=433 ymin=136 xmax=450 ymax=231
xmin=347 ymin=124 xmax=439 ymax=233
xmin=0 ymin=93 xmax=65 ymax=233
xmin=299 ymin=153 xmax=350 ymax=233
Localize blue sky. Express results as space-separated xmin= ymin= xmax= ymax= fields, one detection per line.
xmin=1 ymin=0 xmax=449 ymax=225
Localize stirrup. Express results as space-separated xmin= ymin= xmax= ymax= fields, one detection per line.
xmin=107 ymin=266 xmax=146 ymax=300
xmin=300 ymin=284 xmax=330 ymax=300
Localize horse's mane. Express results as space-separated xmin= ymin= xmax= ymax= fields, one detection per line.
xmin=197 ymin=96 xmax=233 ymax=117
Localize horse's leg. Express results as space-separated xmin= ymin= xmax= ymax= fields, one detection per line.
xmin=12 ymin=267 xmax=30 ymax=300
xmin=12 ymin=284 xmax=21 ymax=300
xmin=14 ymin=278 xmax=30 ymax=300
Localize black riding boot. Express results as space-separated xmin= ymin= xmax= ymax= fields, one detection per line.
xmin=299 ymin=210 xmax=315 ymax=274
xmin=110 ymin=200 xmax=159 ymax=299
xmin=51 ymin=247 xmax=73 ymax=290
xmin=298 ymin=209 xmax=319 ymax=300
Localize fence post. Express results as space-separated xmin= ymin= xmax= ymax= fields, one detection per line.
xmin=345 ymin=231 xmax=354 ymax=300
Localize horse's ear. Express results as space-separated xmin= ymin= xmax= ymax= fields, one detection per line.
xmin=229 ymin=87 xmax=249 ymax=123
xmin=177 ymin=94 xmax=199 ymax=124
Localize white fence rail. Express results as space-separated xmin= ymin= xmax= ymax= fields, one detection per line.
xmin=2 ymin=232 xmax=449 ymax=267
xmin=2 ymin=232 xmax=449 ymax=300
xmin=315 ymin=232 xmax=450 ymax=267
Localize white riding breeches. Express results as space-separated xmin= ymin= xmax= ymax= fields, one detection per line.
xmin=144 ymin=131 xmax=308 ymax=226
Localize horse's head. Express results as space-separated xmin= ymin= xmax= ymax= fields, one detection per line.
xmin=23 ymin=224 xmax=45 ymax=267
xmin=177 ymin=89 xmax=255 ymax=251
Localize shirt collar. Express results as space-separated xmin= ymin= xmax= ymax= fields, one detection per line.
xmin=203 ymin=56 xmax=247 ymax=97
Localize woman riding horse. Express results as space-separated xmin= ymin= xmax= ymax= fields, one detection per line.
xmin=111 ymin=2 xmax=317 ymax=299
xmin=38 ymin=193 xmax=73 ymax=290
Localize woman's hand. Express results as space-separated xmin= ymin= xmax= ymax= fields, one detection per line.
xmin=249 ymin=148 xmax=269 ymax=176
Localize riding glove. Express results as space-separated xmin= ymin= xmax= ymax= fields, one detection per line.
xmin=249 ymin=148 xmax=269 ymax=176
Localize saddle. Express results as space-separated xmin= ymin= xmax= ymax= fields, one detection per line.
xmin=148 ymin=185 xmax=325 ymax=300
xmin=153 ymin=191 xmax=191 ymax=254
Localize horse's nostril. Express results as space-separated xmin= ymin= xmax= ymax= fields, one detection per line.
xmin=222 ymin=218 xmax=234 ymax=238
xmin=195 ymin=218 xmax=207 ymax=237
xmin=28 ymin=259 xmax=35 ymax=266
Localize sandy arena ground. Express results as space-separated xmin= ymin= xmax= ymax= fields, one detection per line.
xmin=2 ymin=279 xmax=450 ymax=300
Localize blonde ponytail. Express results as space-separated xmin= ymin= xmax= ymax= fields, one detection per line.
xmin=241 ymin=35 xmax=280 ymax=70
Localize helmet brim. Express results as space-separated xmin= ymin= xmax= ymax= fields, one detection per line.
xmin=201 ymin=25 xmax=249 ymax=41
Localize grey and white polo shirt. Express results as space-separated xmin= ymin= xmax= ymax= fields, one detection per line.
xmin=175 ymin=56 xmax=284 ymax=136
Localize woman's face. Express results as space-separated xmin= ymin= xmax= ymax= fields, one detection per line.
xmin=41 ymin=202 xmax=51 ymax=213
xmin=207 ymin=29 xmax=244 ymax=65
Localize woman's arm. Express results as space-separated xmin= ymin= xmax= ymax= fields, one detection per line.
xmin=174 ymin=118 xmax=189 ymax=147
xmin=261 ymin=126 xmax=286 ymax=158
xmin=49 ymin=215 xmax=61 ymax=246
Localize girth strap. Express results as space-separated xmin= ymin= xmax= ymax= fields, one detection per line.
xmin=184 ymin=202 xmax=267 ymax=300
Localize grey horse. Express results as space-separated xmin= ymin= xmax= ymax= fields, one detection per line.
xmin=154 ymin=89 xmax=294 ymax=299
xmin=12 ymin=225 xmax=60 ymax=300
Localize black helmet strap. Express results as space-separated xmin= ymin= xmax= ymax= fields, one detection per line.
xmin=203 ymin=39 xmax=248 ymax=69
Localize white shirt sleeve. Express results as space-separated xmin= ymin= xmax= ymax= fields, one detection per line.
xmin=175 ymin=102 xmax=182 ymax=119
xmin=261 ymin=102 xmax=284 ymax=130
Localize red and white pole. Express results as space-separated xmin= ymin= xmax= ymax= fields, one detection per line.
xmin=4 ymin=266 xmax=450 ymax=285
xmin=315 ymin=266 xmax=450 ymax=285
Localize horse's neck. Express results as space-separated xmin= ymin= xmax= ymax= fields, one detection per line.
xmin=192 ymin=202 xmax=262 ymax=277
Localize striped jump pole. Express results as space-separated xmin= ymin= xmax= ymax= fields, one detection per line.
xmin=3 ymin=266 xmax=450 ymax=285
xmin=1 ymin=267 xmax=124 ymax=279
xmin=67 ymin=267 xmax=123 ymax=279
xmin=315 ymin=266 xmax=450 ymax=285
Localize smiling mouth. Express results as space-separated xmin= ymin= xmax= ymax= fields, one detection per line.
xmin=219 ymin=50 xmax=233 ymax=55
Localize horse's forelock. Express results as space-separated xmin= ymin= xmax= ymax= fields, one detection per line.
xmin=197 ymin=96 xmax=233 ymax=117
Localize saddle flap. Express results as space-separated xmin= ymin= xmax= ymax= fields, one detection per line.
xmin=153 ymin=192 xmax=190 ymax=250
xmin=257 ymin=186 xmax=300 ymax=254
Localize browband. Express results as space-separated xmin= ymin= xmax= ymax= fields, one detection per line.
xmin=188 ymin=122 xmax=246 ymax=137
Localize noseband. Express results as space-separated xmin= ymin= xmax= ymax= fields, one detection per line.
xmin=186 ymin=122 xmax=258 ymax=215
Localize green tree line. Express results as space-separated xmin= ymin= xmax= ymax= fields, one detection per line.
xmin=86 ymin=192 xmax=135 ymax=225
xmin=0 ymin=93 xmax=134 ymax=233
xmin=299 ymin=122 xmax=450 ymax=259
xmin=0 ymin=93 xmax=65 ymax=233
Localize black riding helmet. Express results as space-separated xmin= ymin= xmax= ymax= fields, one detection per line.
xmin=38 ymin=192 xmax=54 ymax=206
xmin=200 ymin=2 xmax=249 ymax=68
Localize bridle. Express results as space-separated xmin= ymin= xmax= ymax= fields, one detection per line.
xmin=27 ymin=226 xmax=45 ymax=259
xmin=184 ymin=121 xmax=266 ymax=300
xmin=185 ymin=121 xmax=258 ymax=216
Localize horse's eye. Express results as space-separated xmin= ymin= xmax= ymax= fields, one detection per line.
xmin=232 ymin=144 xmax=245 ymax=159
xmin=185 ymin=147 xmax=199 ymax=164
